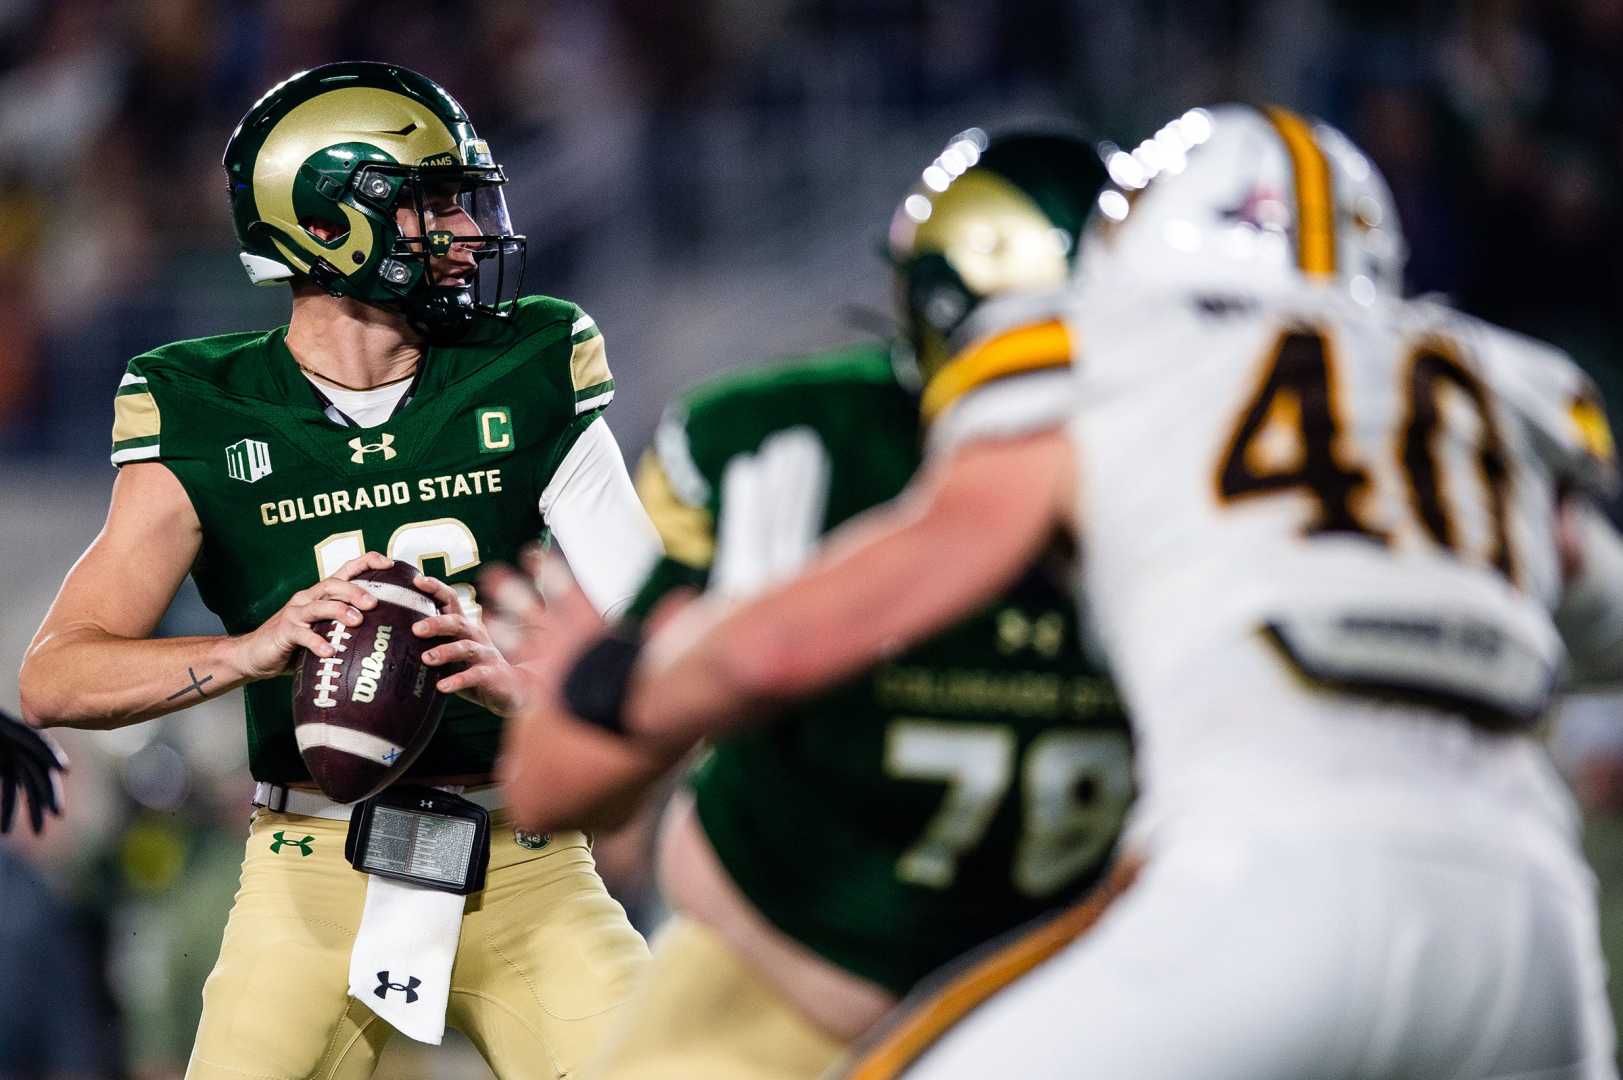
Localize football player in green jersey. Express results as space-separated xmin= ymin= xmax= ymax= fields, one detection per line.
xmin=19 ymin=62 xmax=656 ymax=1079
xmin=488 ymin=131 xmax=1130 ymax=1079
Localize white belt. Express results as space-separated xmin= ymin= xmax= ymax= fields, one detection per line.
xmin=252 ymin=781 xmax=504 ymax=821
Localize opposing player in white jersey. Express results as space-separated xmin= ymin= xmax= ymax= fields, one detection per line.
xmin=502 ymin=103 xmax=1623 ymax=1077
xmin=844 ymin=105 xmax=1623 ymax=1078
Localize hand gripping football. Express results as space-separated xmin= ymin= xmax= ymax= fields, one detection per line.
xmin=292 ymin=561 xmax=451 ymax=803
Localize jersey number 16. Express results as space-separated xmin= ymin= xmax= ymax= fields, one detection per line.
xmin=315 ymin=517 xmax=482 ymax=613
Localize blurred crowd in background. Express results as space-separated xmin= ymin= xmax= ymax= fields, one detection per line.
xmin=2 ymin=1 xmax=1622 ymax=1075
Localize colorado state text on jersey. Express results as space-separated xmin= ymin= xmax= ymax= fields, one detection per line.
xmin=259 ymin=468 xmax=505 ymax=526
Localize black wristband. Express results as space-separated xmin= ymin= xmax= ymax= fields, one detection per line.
xmin=561 ymin=629 xmax=645 ymax=736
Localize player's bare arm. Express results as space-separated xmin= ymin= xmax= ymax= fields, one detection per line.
xmin=619 ymin=427 xmax=1077 ymax=742
xmin=481 ymin=413 xmax=665 ymax=827
xmin=20 ymin=461 xmax=390 ymax=729
xmin=486 ymin=562 xmax=685 ymax=831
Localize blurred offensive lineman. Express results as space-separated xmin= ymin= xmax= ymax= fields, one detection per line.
xmin=493 ymin=132 xmax=1133 ymax=1079
xmin=505 ymin=104 xmax=1623 ymax=1078
xmin=19 ymin=63 xmax=657 ymax=1079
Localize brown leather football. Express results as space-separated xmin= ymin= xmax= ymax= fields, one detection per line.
xmin=291 ymin=560 xmax=450 ymax=803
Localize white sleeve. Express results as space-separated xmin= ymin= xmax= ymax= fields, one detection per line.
xmin=539 ymin=417 xmax=663 ymax=618
xmin=926 ymin=369 xmax=1075 ymax=457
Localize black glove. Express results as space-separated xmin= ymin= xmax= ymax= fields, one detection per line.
xmin=0 ymin=709 xmax=67 ymax=834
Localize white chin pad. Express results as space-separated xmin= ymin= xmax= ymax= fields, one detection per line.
xmin=240 ymin=252 xmax=296 ymax=285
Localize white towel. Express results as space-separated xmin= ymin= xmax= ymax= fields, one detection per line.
xmin=347 ymin=876 xmax=467 ymax=1044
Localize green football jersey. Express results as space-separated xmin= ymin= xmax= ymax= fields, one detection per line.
xmin=629 ymin=343 xmax=1133 ymax=995
xmin=110 ymin=296 xmax=616 ymax=782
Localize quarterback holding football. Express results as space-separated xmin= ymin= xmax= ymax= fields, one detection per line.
xmin=20 ymin=62 xmax=657 ymax=1079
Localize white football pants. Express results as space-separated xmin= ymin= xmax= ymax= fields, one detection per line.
xmin=904 ymin=820 xmax=1615 ymax=1079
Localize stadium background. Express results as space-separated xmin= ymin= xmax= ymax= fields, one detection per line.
xmin=1 ymin=0 xmax=1620 ymax=1074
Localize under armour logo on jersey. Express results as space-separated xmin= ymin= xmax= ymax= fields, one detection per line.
xmin=270 ymin=832 xmax=314 ymax=856
xmin=375 ymin=972 xmax=421 ymax=1003
xmin=349 ymin=433 xmax=397 ymax=463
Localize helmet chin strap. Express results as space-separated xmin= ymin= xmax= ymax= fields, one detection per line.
xmin=403 ymin=286 xmax=477 ymax=343
xmin=304 ymin=260 xmax=477 ymax=345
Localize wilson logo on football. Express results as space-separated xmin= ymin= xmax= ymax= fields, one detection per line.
xmin=352 ymin=625 xmax=393 ymax=704
xmin=312 ymin=623 xmax=352 ymax=709
xmin=349 ymin=433 xmax=398 ymax=463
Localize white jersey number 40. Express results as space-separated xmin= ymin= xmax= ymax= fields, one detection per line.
xmin=1218 ymin=329 xmax=1516 ymax=582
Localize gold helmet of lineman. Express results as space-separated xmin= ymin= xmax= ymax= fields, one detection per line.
xmin=886 ymin=127 xmax=1107 ymax=403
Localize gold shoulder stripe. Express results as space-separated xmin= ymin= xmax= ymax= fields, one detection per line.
xmin=570 ymin=332 xmax=612 ymax=394
xmin=635 ymin=451 xmax=715 ymax=569
xmin=843 ymin=857 xmax=1141 ymax=1079
xmin=920 ymin=320 xmax=1072 ymax=424
xmin=1571 ymin=398 xmax=1617 ymax=463
xmin=112 ymin=389 xmax=161 ymax=444
xmin=1262 ymin=106 xmax=1336 ymax=278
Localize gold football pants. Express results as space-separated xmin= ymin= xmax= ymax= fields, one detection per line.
xmin=185 ymin=808 xmax=649 ymax=1079
xmin=585 ymin=915 xmax=846 ymax=1080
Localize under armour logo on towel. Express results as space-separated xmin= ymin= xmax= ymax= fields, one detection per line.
xmin=349 ymin=433 xmax=398 ymax=463
xmin=375 ymin=972 xmax=421 ymax=1003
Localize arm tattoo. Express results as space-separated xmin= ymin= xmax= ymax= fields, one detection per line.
xmin=165 ymin=667 xmax=216 ymax=703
